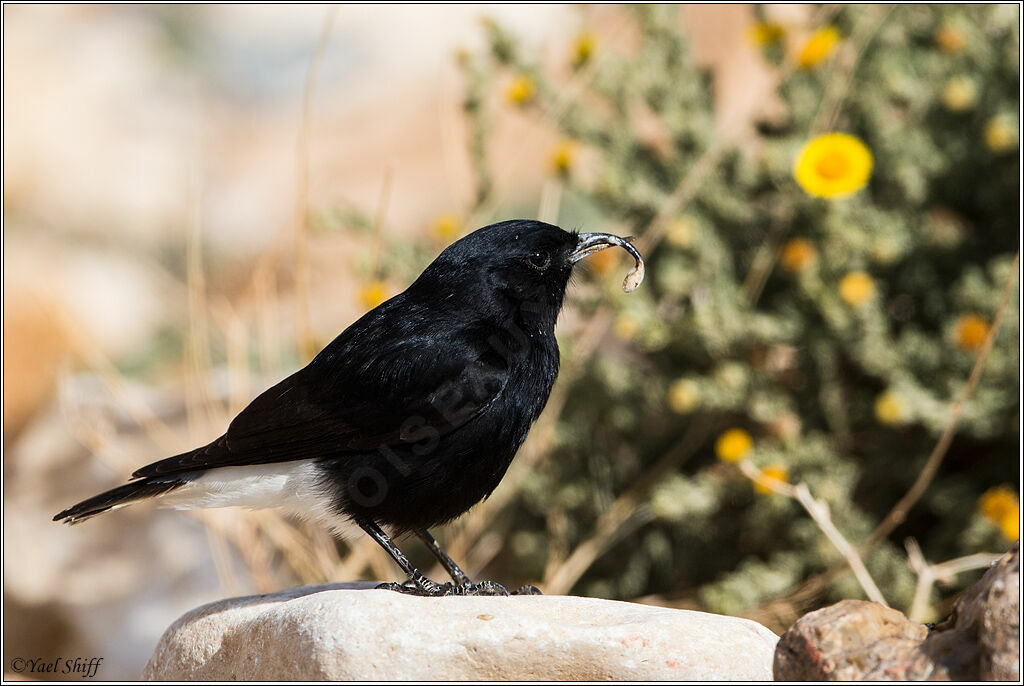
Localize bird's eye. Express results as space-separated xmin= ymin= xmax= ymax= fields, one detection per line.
xmin=527 ymin=251 xmax=551 ymax=269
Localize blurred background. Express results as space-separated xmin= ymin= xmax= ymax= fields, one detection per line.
xmin=3 ymin=4 xmax=1019 ymax=680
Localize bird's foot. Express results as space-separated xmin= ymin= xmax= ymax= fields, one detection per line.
xmin=454 ymin=580 xmax=509 ymax=596
xmin=454 ymin=580 xmax=543 ymax=596
xmin=376 ymin=577 xmax=458 ymax=596
xmin=512 ymin=584 xmax=543 ymax=596
xmin=375 ymin=579 xmax=418 ymax=594
xmin=376 ymin=578 xmax=542 ymax=597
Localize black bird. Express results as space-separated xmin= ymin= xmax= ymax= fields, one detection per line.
xmin=54 ymin=219 xmax=644 ymax=596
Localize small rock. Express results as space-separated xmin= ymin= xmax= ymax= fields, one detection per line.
xmin=144 ymin=584 xmax=779 ymax=680
xmin=773 ymin=599 xmax=932 ymax=680
xmin=774 ymin=543 xmax=1019 ymax=681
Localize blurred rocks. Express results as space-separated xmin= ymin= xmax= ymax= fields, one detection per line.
xmin=1 ymin=291 xmax=74 ymax=442
xmin=773 ymin=544 xmax=1020 ymax=680
xmin=2 ymin=388 xmax=235 ymax=679
xmin=935 ymin=541 xmax=1020 ymax=681
xmin=144 ymin=585 xmax=779 ymax=680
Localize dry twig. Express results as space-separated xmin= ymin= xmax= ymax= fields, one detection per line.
xmin=294 ymin=7 xmax=339 ymax=362
xmin=867 ymin=251 xmax=1020 ymax=549
xmin=904 ymin=538 xmax=1001 ymax=622
xmin=736 ymin=460 xmax=888 ymax=606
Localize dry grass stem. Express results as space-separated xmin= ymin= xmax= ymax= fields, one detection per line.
xmin=543 ymin=421 xmax=713 ymax=595
xmin=737 ymin=459 xmax=888 ymax=607
xmin=905 ymin=538 xmax=1002 ymax=622
xmin=294 ymin=6 xmax=339 ymax=362
xmin=185 ymin=162 xmax=217 ymax=439
xmin=43 ymin=296 xmax=183 ymax=456
xmin=809 ymin=5 xmax=893 ymax=135
xmin=537 ymin=178 xmax=563 ymax=226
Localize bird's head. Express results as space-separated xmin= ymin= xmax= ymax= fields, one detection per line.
xmin=414 ymin=219 xmax=643 ymax=330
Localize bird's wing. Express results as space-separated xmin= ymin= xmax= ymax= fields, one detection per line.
xmin=132 ymin=326 xmax=509 ymax=478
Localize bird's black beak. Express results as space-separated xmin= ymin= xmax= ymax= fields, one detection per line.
xmin=570 ymin=232 xmax=646 ymax=292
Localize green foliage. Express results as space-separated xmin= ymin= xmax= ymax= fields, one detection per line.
xmin=368 ymin=6 xmax=1020 ymax=621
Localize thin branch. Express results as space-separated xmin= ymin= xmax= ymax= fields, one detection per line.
xmin=761 ymin=250 xmax=1019 ymax=612
xmin=737 ymin=460 xmax=888 ymax=606
xmin=537 ymin=178 xmax=564 ymax=226
xmin=185 ymin=149 xmax=216 ymax=435
xmin=543 ymin=421 xmax=714 ymax=595
xmin=294 ymin=7 xmax=338 ymax=362
xmin=740 ymin=212 xmax=790 ymax=307
xmin=905 ymin=537 xmax=1002 ymax=622
xmin=369 ymin=167 xmax=393 ymax=278
xmin=634 ymin=139 xmax=730 ymax=258
xmin=809 ymin=5 xmax=893 ymax=135
xmin=866 ymin=251 xmax=1020 ymax=549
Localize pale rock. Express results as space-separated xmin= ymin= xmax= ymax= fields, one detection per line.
xmin=144 ymin=584 xmax=779 ymax=680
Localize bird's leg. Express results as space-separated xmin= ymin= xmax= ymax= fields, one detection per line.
xmin=417 ymin=529 xmax=543 ymax=597
xmin=417 ymin=529 xmax=472 ymax=587
xmin=359 ymin=520 xmax=453 ymax=596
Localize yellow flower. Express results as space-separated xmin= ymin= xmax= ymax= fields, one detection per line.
xmin=979 ymin=486 xmax=1018 ymax=523
xmin=941 ymin=77 xmax=976 ymax=112
xmin=666 ymin=217 xmax=697 ymax=249
xmin=613 ymin=312 xmax=639 ymax=341
xmin=955 ymin=314 xmax=989 ymax=351
xmin=549 ymin=140 xmax=578 ymax=177
xmin=505 ymin=73 xmax=536 ymax=106
xmin=780 ymin=238 xmax=817 ymax=272
xmin=753 ymin=465 xmax=789 ymax=495
xmin=839 ymin=271 xmax=876 ymax=307
xmin=979 ymin=487 xmax=1020 ymax=541
xmin=793 ymin=133 xmax=873 ymax=199
xmin=357 ymin=280 xmax=388 ymax=309
xmin=934 ymin=25 xmax=965 ymax=54
xmin=571 ymin=32 xmax=596 ymax=69
xmin=984 ymin=116 xmax=1018 ymax=153
xmin=874 ymin=390 xmax=905 ymax=425
xmin=716 ymin=428 xmax=753 ymax=463
xmin=748 ymin=22 xmax=785 ymax=47
xmin=797 ymin=26 xmax=840 ymax=68
xmin=999 ymin=507 xmax=1020 ymax=541
xmin=431 ymin=213 xmax=463 ymax=243
xmin=667 ymin=379 xmax=701 ymax=414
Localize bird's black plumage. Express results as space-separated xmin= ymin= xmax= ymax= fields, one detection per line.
xmin=54 ymin=219 xmax=643 ymax=596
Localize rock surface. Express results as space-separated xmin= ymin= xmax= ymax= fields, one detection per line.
xmin=774 ymin=543 xmax=1020 ymax=681
xmin=773 ymin=599 xmax=932 ymax=680
xmin=144 ymin=583 xmax=778 ymax=680
xmin=936 ymin=541 xmax=1020 ymax=681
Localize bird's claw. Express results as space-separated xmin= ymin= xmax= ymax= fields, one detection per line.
xmin=453 ymin=580 xmax=543 ymax=596
xmin=375 ymin=579 xmax=422 ymax=595
xmin=376 ymin=579 xmax=458 ymax=596
xmin=457 ymin=580 xmax=509 ymax=596
xmin=512 ymin=584 xmax=543 ymax=595
xmin=376 ymin=578 xmax=542 ymax=597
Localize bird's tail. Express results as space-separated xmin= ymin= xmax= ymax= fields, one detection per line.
xmin=53 ymin=475 xmax=195 ymax=525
